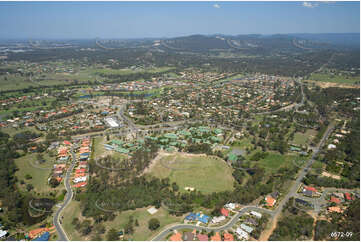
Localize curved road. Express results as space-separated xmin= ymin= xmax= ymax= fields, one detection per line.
xmin=53 ymin=148 xmax=76 ymax=241
xmin=152 ymin=206 xmax=274 ymax=241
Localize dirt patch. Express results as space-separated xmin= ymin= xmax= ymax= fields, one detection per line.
xmin=304 ymin=80 xmax=359 ymax=89
xmin=259 ymin=216 xmax=279 ymax=241
xmin=321 ymin=171 xmax=341 ymax=180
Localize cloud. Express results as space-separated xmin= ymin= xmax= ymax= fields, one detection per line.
xmin=302 ymin=2 xmax=319 ymax=8
xmin=213 ymin=4 xmax=221 ymax=9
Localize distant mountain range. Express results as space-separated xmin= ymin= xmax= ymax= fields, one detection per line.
xmin=156 ymin=33 xmax=359 ymax=53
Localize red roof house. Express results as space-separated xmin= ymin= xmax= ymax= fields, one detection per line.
xmin=221 ymin=208 xmax=229 ymax=217
xmin=330 ymin=196 xmax=341 ymax=204
xmin=223 ymin=233 xmax=234 ymax=241
xmin=304 ymin=186 xmax=317 ymax=192
xmin=197 ymin=234 xmax=209 ymax=241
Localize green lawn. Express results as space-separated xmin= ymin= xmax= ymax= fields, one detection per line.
xmin=14 ymin=153 xmax=58 ymax=194
xmin=309 ymin=73 xmax=360 ymax=84
xmin=103 ymin=207 xmax=183 ymax=241
xmin=62 ymin=201 xmax=183 ymax=241
xmin=257 ymin=153 xmax=300 ymax=174
xmin=147 ymin=154 xmax=235 ymax=194
xmin=292 ymin=129 xmax=317 ymax=146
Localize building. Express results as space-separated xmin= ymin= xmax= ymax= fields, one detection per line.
xmin=220 ymin=208 xmax=229 ymax=217
xmin=241 ymin=223 xmax=254 ymax=234
xmin=197 ymin=234 xmax=208 ymax=241
xmin=169 ymin=232 xmax=182 ymax=241
xmin=265 ymin=196 xmax=276 ymax=207
xmin=210 ymin=232 xmax=221 ymax=241
xmin=73 ymin=176 xmax=87 ymax=183
xmin=250 ymin=211 xmax=262 ymax=218
xmin=183 ymin=231 xmax=194 ymax=241
xmin=211 ymin=216 xmax=225 ymax=224
xmin=236 ymin=228 xmax=249 ymax=240
xmin=0 ymin=230 xmax=8 ymax=239
xmin=328 ymin=206 xmax=342 ymax=213
xmin=330 ymin=196 xmax=341 ymax=204
xmin=223 ymin=233 xmax=234 ymax=241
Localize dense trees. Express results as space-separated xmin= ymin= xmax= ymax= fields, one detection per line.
xmin=148 ymin=218 xmax=160 ymax=231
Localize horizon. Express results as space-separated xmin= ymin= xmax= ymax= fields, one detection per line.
xmin=0 ymin=1 xmax=359 ymax=39
xmin=0 ymin=32 xmax=360 ymax=41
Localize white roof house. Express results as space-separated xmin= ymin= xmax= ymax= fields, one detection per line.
xmin=328 ymin=144 xmax=337 ymax=149
xmin=73 ymin=176 xmax=87 ymax=183
xmin=211 ymin=216 xmax=226 ymax=224
xmin=250 ymin=210 xmax=262 ymax=218
xmin=0 ymin=230 xmax=7 ymax=239
xmin=236 ymin=228 xmax=249 ymax=240
xmin=225 ymin=203 xmax=236 ymax=210
xmin=241 ymin=223 xmax=254 ymax=233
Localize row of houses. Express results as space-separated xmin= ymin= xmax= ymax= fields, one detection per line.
xmin=73 ymin=137 xmax=91 ymax=188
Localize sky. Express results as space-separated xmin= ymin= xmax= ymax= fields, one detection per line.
xmin=0 ymin=1 xmax=359 ymax=39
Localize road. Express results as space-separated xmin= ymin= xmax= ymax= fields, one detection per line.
xmin=53 ymin=148 xmax=76 ymax=241
xmin=151 ymin=122 xmax=335 ymax=241
xmin=152 ymin=206 xmax=274 ymax=241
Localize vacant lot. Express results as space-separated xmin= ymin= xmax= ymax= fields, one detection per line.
xmin=292 ymin=129 xmax=317 ymax=146
xmin=15 ymin=153 xmax=57 ymax=194
xmin=147 ymin=153 xmax=235 ymax=194
xmin=309 ymin=73 xmax=359 ymax=84
xmin=62 ymin=201 xmax=183 ymax=241
xmin=258 ymin=153 xmax=301 ymax=174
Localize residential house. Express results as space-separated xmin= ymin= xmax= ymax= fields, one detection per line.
xmin=328 ymin=206 xmax=342 ymax=213
xmin=220 ymin=208 xmax=229 ymax=217
xmin=196 ymin=234 xmax=208 ymax=241
xmin=183 ymin=231 xmax=194 ymax=241
xmin=210 ymin=232 xmax=221 ymax=241
xmin=169 ymin=232 xmax=182 ymax=241
xmin=330 ymin=196 xmax=341 ymax=204
xmin=236 ymin=228 xmax=249 ymax=240
xmin=250 ymin=211 xmax=262 ymax=218
xmin=240 ymin=223 xmax=254 ymax=234
xmin=223 ymin=233 xmax=234 ymax=241
xmin=265 ymin=196 xmax=276 ymax=207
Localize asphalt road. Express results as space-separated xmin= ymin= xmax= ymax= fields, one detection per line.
xmin=152 ymin=206 xmax=274 ymax=241
xmin=53 ymin=148 xmax=76 ymax=241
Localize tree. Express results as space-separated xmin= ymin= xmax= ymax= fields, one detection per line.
xmin=26 ymin=184 xmax=34 ymax=191
xmin=135 ymin=219 xmax=139 ymax=227
xmin=148 ymin=218 xmax=160 ymax=231
xmin=25 ymin=174 xmax=32 ymax=180
xmin=49 ymin=177 xmax=60 ymax=188
xmin=172 ymin=182 xmax=179 ymax=192
xmin=106 ymin=228 xmax=119 ymax=241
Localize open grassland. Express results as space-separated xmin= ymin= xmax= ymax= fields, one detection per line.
xmin=92 ymin=66 xmax=174 ymax=76
xmin=292 ymin=129 xmax=317 ymax=146
xmin=147 ymin=154 xmax=235 ymax=194
xmin=103 ymin=207 xmax=183 ymax=241
xmin=62 ymin=201 xmax=183 ymax=241
xmin=257 ymin=153 xmax=303 ymax=174
xmin=15 ymin=153 xmax=57 ymax=194
xmin=61 ymin=201 xmax=85 ymax=241
xmin=309 ymin=73 xmax=360 ymax=84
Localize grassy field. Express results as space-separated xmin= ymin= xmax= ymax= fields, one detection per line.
xmin=147 ymin=154 xmax=235 ymax=194
xmin=14 ymin=153 xmax=58 ymax=194
xmin=61 ymin=201 xmax=85 ymax=241
xmin=62 ymin=201 xmax=183 ymax=241
xmin=309 ymin=73 xmax=360 ymax=84
xmin=257 ymin=153 xmax=301 ymax=174
xmin=92 ymin=66 xmax=174 ymax=76
xmin=292 ymin=129 xmax=317 ymax=146
xmin=103 ymin=207 xmax=183 ymax=241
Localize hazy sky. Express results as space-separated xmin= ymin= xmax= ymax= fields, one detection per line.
xmin=0 ymin=1 xmax=359 ymax=39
